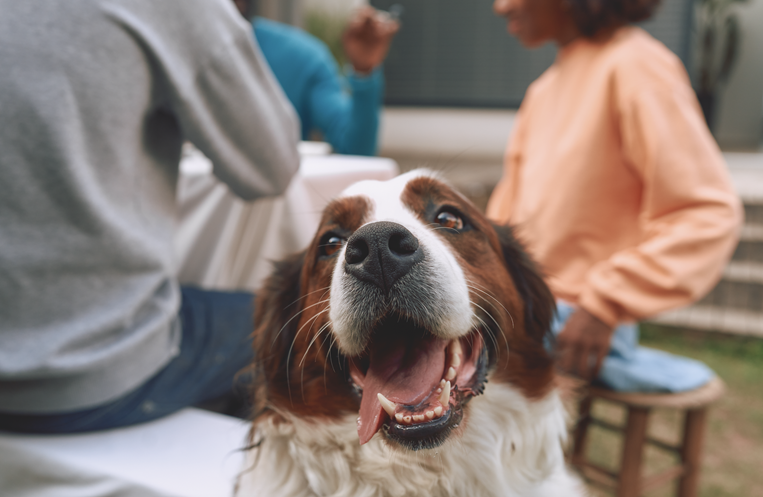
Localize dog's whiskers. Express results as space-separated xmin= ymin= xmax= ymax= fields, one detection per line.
xmin=470 ymin=299 xmax=510 ymax=359
xmin=472 ymin=314 xmax=499 ymax=355
xmin=271 ymin=297 xmax=331 ymax=347
xmin=326 ymin=334 xmax=339 ymax=374
xmin=299 ymin=319 xmax=332 ymax=369
xmin=299 ymin=317 xmax=333 ymax=399
xmin=465 ymin=279 xmax=515 ymax=329
xmin=471 ymin=312 xmax=493 ymax=347
xmin=283 ymin=285 xmax=331 ymax=310
xmin=285 ymin=305 xmax=330 ymax=405
xmin=319 ymin=328 xmax=335 ymax=391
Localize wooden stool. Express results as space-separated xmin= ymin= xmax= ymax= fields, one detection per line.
xmin=570 ymin=377 xmax=725 ymax=497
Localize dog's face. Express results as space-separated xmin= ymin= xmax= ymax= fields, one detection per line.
xmin=252 ymin=170 xmax=555 ymax=452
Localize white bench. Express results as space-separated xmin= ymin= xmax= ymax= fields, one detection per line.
xmin=0 ymin=408 xmax=250 ymax=497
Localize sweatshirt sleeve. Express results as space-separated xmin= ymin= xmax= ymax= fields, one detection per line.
xmin=307 ymin=46 xmax=382 ymax=156
xmin=578 ymin=70 xmax=743 ymax=326
xmin=174 ymin=10 xmax=300 ymax=201
xmin=486 ymin=94 xmax=531 ymax=224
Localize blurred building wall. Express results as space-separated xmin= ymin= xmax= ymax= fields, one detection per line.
xmin=257 ymin=0 xmax=303 ymax=25
xmin=714 ymin=1 xmax=763 ymax=150
xmin=370 ymin=0 xmax=694 ymax=108
xmin=303 ymin=0 xmax=365 ymax=11
xmin=260 ymin=0 xmax=366 ymax=27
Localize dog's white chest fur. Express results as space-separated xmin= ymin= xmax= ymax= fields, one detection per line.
xmin=236 ymin=383 xmax=584 ymax=497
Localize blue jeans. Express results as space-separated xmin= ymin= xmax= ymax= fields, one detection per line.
xmin=0 ymin=287 xmax=254 ymax=434
xmin=552 ymin=300 xmax=714 ymax=392
xmin=551 ymin=300 xmax=639 ymax=363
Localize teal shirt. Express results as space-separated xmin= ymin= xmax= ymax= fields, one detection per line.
xmin=253 ymin=17 xmax=383 ymax=156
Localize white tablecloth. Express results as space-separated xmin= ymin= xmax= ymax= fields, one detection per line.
xmin=0 ymin=409 xmax=249 ymax=497
xmin=175 ymin=146 xmax=399 ymax=291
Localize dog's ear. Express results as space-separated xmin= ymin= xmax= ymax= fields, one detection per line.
xmin=251 ymin=250 xmax=307 ymax=413
xmin=490 ymin=222 xmax=555 ymax=345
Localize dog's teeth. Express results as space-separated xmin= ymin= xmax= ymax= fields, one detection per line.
xmin=403 ymin=415 xmax=412 ymax=425
xmin=377 ymin=393 xmax=397 ymax=417
xmin=450 ymin=340 xmax=463 ymax=367
xmin=451 ymin=352 xmax=461 ymax=368
xmin=426 ymin=410 xmax=435 ymax=420
xmin=434 ymin=406 xmax=443 ymax=417
xmin=413 ymin=414 xmax=425 ymax=423
xmin=439 ymin=381 xmax=451 ymax=406
xmin=445 ymin=366 xmax=457 ymax=381
xmin=439 ymin=379 xmax=447 ymax=389
xmin=395 ymin=413 xmax=404 ymax=423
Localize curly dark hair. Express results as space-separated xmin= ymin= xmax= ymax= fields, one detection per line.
xmin=566 ymin=0 xmax=663 ymax=37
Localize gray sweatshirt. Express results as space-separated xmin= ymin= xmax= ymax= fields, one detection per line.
xmin=0 ymin=0 xmax=300 ymax=413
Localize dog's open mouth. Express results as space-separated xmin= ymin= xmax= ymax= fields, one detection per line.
xmin=348 ymin=315 xmax=488 ymax=450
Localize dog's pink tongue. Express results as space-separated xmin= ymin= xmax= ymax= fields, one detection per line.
xmin=357 ymin=334 xmax=448 ymax=445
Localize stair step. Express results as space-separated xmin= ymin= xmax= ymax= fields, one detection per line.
xmin=740 ymin=224 xmax=763 ymax=242
xmin=722 ymin=261 xmax=763 ymax=283
xmin=648 ymin=305 xmax=763 ymax=337
xmin=743 ymin=203 xmax=763 ymax=224
xmin=731 ymin=239 xmax=763 ymax=263
xmin=698 ymin=278 xmax=762 ymax=312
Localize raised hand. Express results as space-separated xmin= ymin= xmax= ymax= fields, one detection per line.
xmin=342 ymin=6 xmax=400 ymax=75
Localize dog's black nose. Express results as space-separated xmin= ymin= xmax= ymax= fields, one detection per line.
xmin=344 ymin=221 xmax=424 ymax=293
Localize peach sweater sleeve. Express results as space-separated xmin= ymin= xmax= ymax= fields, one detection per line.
xmin=486 ymin=97 xmax=530 ymax=224
xmin=579 ymin=71 xmax=743 ymax=325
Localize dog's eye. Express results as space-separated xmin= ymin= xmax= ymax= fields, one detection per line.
xmin=320 ymin=235 xmax=346 ymax=257
xmin=436 ymin=210 xmax=464 ymax=230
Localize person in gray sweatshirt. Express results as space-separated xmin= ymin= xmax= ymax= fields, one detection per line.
xmin=0 ymin=0 xmax=300 ymax=432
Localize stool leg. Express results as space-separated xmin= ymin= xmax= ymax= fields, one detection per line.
xmin=618 ymin=406 xmax=650 ymax=497
xmin=571 ymin=395 xmax=593 ymax=467
xmin=678 ymin=408 xmax=708 ymax=497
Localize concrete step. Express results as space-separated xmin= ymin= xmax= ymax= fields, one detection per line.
xmin=722 ymin=260 xmax=763 ymax=283
xmin=649 ymin=305 xmax=763 ymax=337
xmin=740 ymin=223 xmax=763 ymax=242
xmin=732 ymin=239 xmax=763 ymax=264
xmin=698 ymin=278 xmax=762 ymax=312
xmin=743 ymin=202 xmax=763 ymax=221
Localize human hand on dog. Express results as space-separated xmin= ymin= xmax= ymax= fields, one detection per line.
xmin=555 ymin=307 xmax=614 ymax=381
xmin=342 ymin=6 xmax=400 ymax=75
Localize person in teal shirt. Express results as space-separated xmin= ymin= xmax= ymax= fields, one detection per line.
xmin=235 ymin=2 xmax=400 ymax=156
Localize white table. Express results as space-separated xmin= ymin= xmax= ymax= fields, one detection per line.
xmin=0 ymin=409 xmax=249 ymax=497
xmin=175 ymin=145 xmax=399 ymax=291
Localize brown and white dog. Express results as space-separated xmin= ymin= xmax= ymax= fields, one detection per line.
xmin=237 ymin=170 xmax=585 ymax=497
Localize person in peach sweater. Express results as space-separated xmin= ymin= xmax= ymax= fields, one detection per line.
xmin=489 ymin=0 xmax=743 ymax=388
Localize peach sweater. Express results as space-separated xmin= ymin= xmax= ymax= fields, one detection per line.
xmin=486 ymin=27 xmax=743 ymax=327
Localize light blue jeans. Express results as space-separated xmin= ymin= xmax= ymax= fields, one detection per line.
xmin=551 ymin=300 xmax=639 ymax=362
xmin=551 ymin=301 xmax=713 ymax=393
